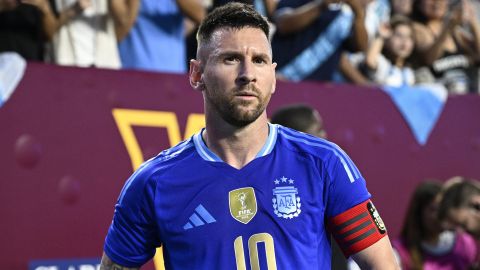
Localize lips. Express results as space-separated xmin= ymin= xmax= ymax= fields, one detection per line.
xmin=235 ymin=92 xmax=258 ymax=97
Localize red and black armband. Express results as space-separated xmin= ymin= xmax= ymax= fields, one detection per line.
xmin=327 ymin=200 xmax=387 ymax=257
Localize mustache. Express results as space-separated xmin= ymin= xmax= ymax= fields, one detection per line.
xmin=233 ymin=85 xmax=261 ymax=97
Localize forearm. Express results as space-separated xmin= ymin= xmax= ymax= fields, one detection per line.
xmin=365 ymin=37 xmax=384 ymax=69
xmin=40 ymin=5 xmax=59 ymax=40
xmin=339 ymin=53 xmax=371 ymax=85
xmin=468 ymin=20 xmax=480 ymax=55
xmin=109 ymin=0 xmax=140 ymax=41
xmin=176 ymin=0 xmax=205 ymax=25
xmin=348 ymin=2 xmax=368 ymax=52
xmin=274 ymin=1 xmax=323 ymax=35
xmin=262 ymin=0 xmax=278 ymax=19
xmin=99 ymin=252 xmax=139 ymax=270
xmin=351 ymin=236 xmax=400 ymax=270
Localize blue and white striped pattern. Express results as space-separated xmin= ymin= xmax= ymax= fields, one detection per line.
xmin=278 ymin=127 xmax=361 ymax=183
xmin=279 ymin=6 xmax=354 ymax=81
xmin=193 ymin=124 xmax=278 ymax=162
xmin=183 ymin=204 xmax=217 ymax=230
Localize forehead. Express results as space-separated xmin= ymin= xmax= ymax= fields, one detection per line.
xmin=204 ymin=27 xmax=271 ymax=56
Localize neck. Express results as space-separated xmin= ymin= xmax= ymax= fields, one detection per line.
xmin=423 ymin=231 xmax=441 ymax=245
xmin=395 ymin=57 xmax=405 ymax=67
xmin=203 ymin=113 xmax=270 ymax=169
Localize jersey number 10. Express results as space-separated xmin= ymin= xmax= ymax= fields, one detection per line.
xmin=234 ymin=233 xmax=277 ymax=270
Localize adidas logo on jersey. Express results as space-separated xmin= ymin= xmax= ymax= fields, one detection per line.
xmin=183 ymin=204 xmax=217 ymax=230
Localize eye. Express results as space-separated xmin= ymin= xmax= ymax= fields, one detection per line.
xmin=253 ymin=57 xmax=267 ymax=65
xmin=224 ymin=56 xmax=240 ymax=63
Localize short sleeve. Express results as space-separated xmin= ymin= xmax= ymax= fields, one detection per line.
xmin=104 ymin=167 xmax=161 ymax=267
xmin=324 ymin=145 xmax=371 ymax=218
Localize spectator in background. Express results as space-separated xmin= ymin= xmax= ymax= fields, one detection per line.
xmin=0 ymin=0 xmax=50 ymax=61
xmin=361 ymin=15 xmax=416 ymax=87
xmin=270 ymin=103 xmax=327 ymax=139
xmin=21 ymin=0 xmax=137 ymax=69
xmin=411 ymin=0 xmax=480 ymax=94
xmin=390 ymin=0 xmax=412 ymax=16
xmin=438 ymin=178 xmax=480 ymax=239
xmin=340 ymin=0 xmax=391 ymax=85
xmin=271 ymin=0 xmax=368 ymax=82
xmin=119 ymin=0 xmax=205 ymax=73
xmin=393 ymin=181 xmax=478 ymax=270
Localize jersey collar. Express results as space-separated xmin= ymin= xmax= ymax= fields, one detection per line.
xmin=193 ymin=123 xmax=278 ymax=162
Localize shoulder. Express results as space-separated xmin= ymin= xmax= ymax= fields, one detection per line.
xmin=119 ymin=138 xmax=196 ymax=200
xmin=453 ymin=232 xmax=478 ymax=257
xmin=275 ymin=124 xmax=345 ymax=162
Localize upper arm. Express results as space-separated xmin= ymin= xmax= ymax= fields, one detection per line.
xmin=100 ymin=252 xmax=140 ymax=270
xmin=351 ymin=236 xmax=400 ymax=270
xmin=103 ymin=167 xmax=161 ymax=267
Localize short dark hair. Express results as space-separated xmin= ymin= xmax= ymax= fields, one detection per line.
xmin=438 ymin=179 xmax=480 ymax=220
xmin=270 ymin=104 xmax=318 ymax=133
xmin=197 ymin=2 xmax=270 ymax=46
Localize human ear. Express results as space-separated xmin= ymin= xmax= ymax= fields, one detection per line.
xmin=189 ymin=59 xmax=204 ymax=91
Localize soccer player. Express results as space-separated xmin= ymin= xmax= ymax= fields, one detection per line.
xmin=100 ymin=3 xmax=399 ymax=269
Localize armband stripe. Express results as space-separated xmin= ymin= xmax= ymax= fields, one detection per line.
xmin=338 ymin=219 xmax=372 ymax=239
xmin=343 ymin=227 xmax=376 ymax=246
xmin=336 ymin=212 xmax=369 ymax=231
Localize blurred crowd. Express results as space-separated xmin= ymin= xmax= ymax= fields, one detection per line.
xmin=1 ymin=0 xmax=479 ymax=94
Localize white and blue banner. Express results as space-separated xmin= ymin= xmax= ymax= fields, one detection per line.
xmin=382 ymin=83 xmax=448 ymax=145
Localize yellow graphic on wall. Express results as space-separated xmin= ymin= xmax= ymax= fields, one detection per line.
xmin=112 ymin=108 xmax=205 ymax=270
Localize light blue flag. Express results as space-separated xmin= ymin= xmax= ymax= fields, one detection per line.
xmin=382 ymin=84 xmax=447 ymax=145
xmin=0 ymin=52 xmax=26 ymax=108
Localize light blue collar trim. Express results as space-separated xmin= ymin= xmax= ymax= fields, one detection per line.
xmin=256 ymin=123 xmax=278 ymax=158
xmin=193 ymin=123 xmax=278 ymax=162
xmin=193 ymin=129 xmax=222 ymax=162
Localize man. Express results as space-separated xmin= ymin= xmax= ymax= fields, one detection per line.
xmin=438 ymin=179 xmax=480 ymax=239
xmin=101 ymin=3 xmax=399 ymax=269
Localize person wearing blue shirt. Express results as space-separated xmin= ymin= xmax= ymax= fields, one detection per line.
xmin=101 ymin=3 xmax=399 ymax=269
xmin=118 ymin=0 xmax=205 ymax=73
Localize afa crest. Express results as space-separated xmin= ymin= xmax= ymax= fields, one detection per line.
xmin=272 ymin=176 xmax=301 ymax=219
xmin=229 ymin=187 xmax=257 ymax=224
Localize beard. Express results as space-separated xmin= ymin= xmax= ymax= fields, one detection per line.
xmin=205 ymin=84 xmax=270 ymax=127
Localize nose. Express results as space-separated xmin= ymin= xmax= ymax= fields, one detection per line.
xmin=236 ymin=60 xmax=256 ymax=85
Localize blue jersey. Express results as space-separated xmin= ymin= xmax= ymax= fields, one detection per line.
xmin=104 ymin=124 xmax=371 ymax=269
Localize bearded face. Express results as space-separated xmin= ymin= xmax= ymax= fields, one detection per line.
xmin=194 ymin=27 xmax=276 ymax=127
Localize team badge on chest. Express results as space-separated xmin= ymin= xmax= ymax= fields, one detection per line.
xmin=272 ymin=176 xmax=302 ymax=219
xmin=229 ymin=187 xmax=257 ymax=224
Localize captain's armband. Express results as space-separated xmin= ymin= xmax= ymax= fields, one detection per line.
xmin=327 ymin=200 xmax=387 ymax=257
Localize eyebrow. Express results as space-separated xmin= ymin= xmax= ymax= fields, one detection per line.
xmin=215 ymin=50 xmax=271 ymax=61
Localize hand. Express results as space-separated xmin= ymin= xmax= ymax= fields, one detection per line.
xmin=447 ymin=3 xmax=463 ymax=27
xmin=377 ymin=22 xmax=392 ymax=40
xmin=343 ymin=0 xmax=370 ymax=15
xmin=72 ymin=0 xmax=91 ymax=13
xmin=76 ymin=0 xmax=91 ymax=10
xmin=462 ymin=0 xmax=479 ymax=26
